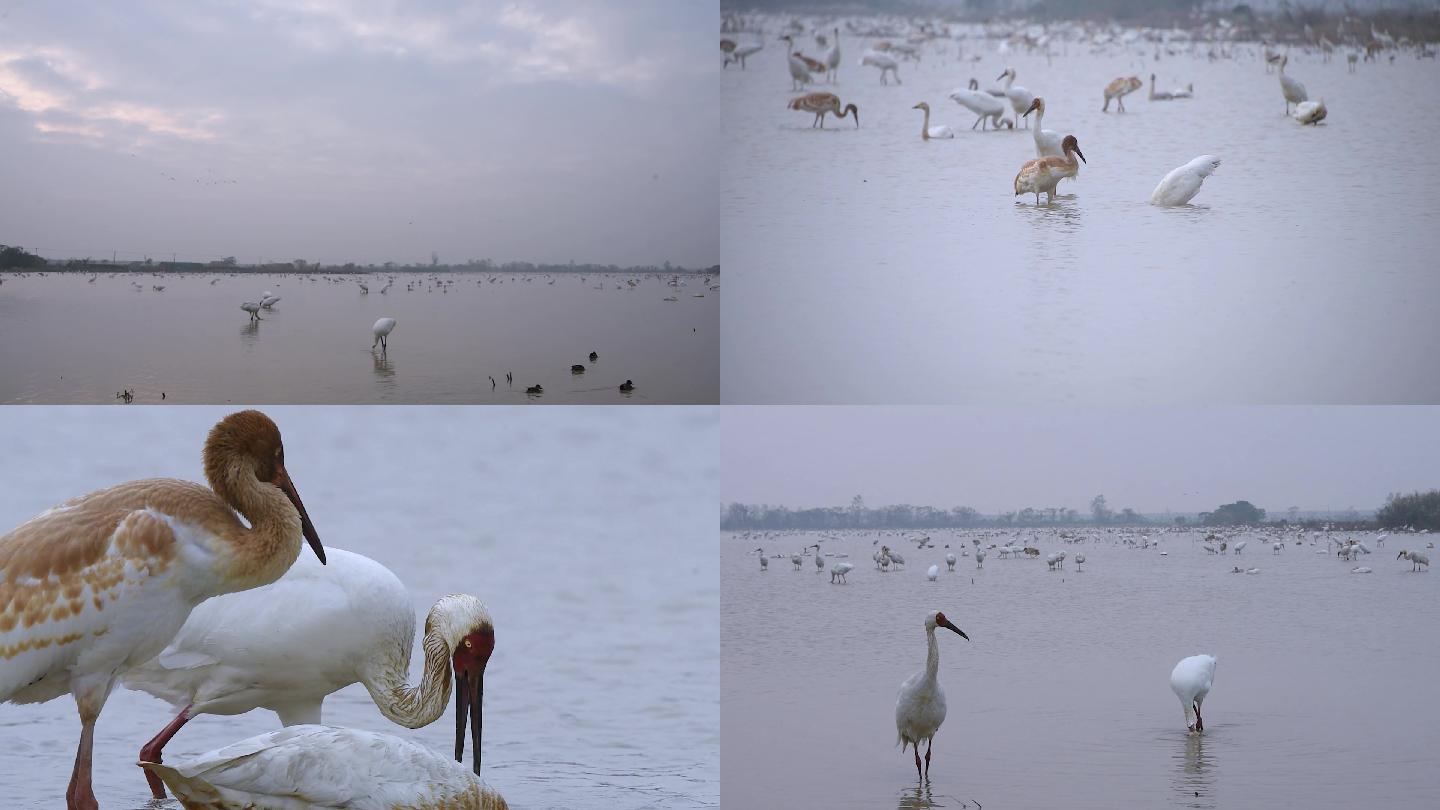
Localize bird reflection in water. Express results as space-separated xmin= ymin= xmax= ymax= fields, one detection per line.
xmin=372 ymin=351 xmax=395 ymax=380
xmin=897 ymin=781 xmax=979 ymax=810
xmin=1173 ymin=729 xmax=1216 ymax=809
xmin=239 ymin=320 xmax=260 ymax=344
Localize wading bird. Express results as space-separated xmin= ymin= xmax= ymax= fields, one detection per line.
xmin=1102 ymin=76 xmax=1142 ymax=112
xmin=372 ymin=317 xmax=397 ymax=351
xmin=995 ymin=68 xmax=1035 ymax=128
xmin=896 ymin=611 xmax=968 ymax=779
xmin=1022 ymin=97 xmax=1063 ymax=158
xmin=830 ymin=561 xmax=854 ymax=583
xmin=788 ymin=92 xmax=859 ymax=128
xmin=123 ymin=550 xmax=493 ymax=798
xmin=240 ymin=301 xmax=262 ymax=321
xmin=1014 ymin=135 xmax=1086 ymax=205
xmin=141 ymin=725 xmax=508 ymax=810
xmin=1278 ymin=55 xmax=1308 ymax=115
xmin=1170 ymin=654 xmax=1216 ymax=733
xmin=949 ymin=79 xmax=1013 ymax=130
xmin=0 ymin=410 xmax=325 ymax=810
xmin=1150 ymin=156 xmax=1221 ymax=206
xmin=1399 ymin=549 xmax=1429 ymax=571
xmin=1292 ymin=98 xmax=1327 ymax=125
xmin=859 ymin=51 xmax=901 ymax=85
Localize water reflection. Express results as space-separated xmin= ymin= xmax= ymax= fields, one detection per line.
xmin=371 ymin=350 xmax=395 ymax=380
xmin=238 ymin=320 xmax=259 ymax=345
xmin=896 ymin=781 xmax=980 ymax=810
xmin=1171 ymin=731 xmax=1216 ymax=809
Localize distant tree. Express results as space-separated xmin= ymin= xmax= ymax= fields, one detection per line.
xmin=1287 ymin=506 xmax=1300 ymax=522
xmin=1376 ymin=490 xmax=1440 ymax=531
xmin=1201 ymin=500 xmax=1266 ymax=526
xmin=0 ymin=245 xmax=46 ymax=269
xmin=1091 ymin=494 xmax=1113 ymax=524
xmin=1119 ymin=508 xmax=1146 ymax=524
xmin=1174 ymin=516 xmax=1189 ymax=526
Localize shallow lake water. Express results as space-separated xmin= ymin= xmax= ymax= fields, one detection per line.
xmin=0 ymin=271 xmax=719 ymax=404
xmin=0 ymin=406 xmax=719 ymax=809
xmin=722 ymin=528 xmax=1438 ymax=809
xmin=721 ymin=32 xmax=1440 ymax=404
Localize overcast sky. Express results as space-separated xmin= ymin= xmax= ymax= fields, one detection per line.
xmin=722 ymin=407 xmax=1440 ymax=514
xmin=0 ymin=1 xmax=716 ymax=267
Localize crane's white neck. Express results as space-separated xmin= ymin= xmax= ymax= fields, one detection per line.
xmin=360 ymin=623 xmax=452 ymax=729
xmin=924 ymin=625 xmax=941 ymax=683
xmin=919 ymin=106 xmax=931 ymax=140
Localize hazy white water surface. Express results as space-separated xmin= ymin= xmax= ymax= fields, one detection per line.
xmin=722 ymin=528 xmax=1438 ymax=809
xmin=721 ymin=41 xmax=1440 ymax=403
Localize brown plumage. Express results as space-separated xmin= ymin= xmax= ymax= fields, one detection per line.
xmin=787 ymin=92 xmax=859 ymax=128
xmin=1014 ymin=134 xmax=1086 ymax=205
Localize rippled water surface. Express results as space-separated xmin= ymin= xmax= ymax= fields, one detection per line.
xmin=721 ymin=41 xmax=1440 ymax=403
xmin=0 ymin=407 xmax=719 ymax=809
xmin=0 ymin=272 xmax=718 ymax=404
xmin=722 ymin=529 xmax=1438 ymax=809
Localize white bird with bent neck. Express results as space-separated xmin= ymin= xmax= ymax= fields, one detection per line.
xmin=0 ymin=409 xmax=326 ymax=810
xmin=1151 ymin=155 xmax=1221 ymax=206
xmin=141 ymin=720 xmax=508 ymax=809
xmin=948 ymin=79 xmax=1012 ymax=130
xmin=1170 ymin=654 xmax=1216 ymax=733
xmin=912 ymin=102 xmax=954 ymax=140
xmin=995 ymin=68 xmax=1035 ymax=129
xmin=1278 ymin=55 xmax=1308 ymax=115
xmin=895 ymin=610 xmax=969 ymax=779
xmin=124 ymin=551 xmax=494 ymax=798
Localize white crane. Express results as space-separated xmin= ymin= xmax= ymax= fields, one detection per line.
xmin=240 ymin=301 xmax=262 ymax=321
xmin=372 ymin=317 xmax=397 ymax=351
xmin=995 ymin=68 xmax=1035 ymax=128
xmin=814 ymin=544 xmax=826 ymax=572
xmin=1292 ymin=99 xmax=1327 ymax=125
xmin=824 ymin=29 xmax=841 ymax=82
xmin=141 ymin=725 xmax=508 ymax=810
xmin=1150 ymin=156 xmax=1221 ymax=207
xmin=945 ymin=553 xmax=956 ymax=571
xmin=1399 ymin=549 xmax=1430 ymax=571
xmin=1022 ymin=97 xmax=1063 ymax=158
xmin=123 ymin=550 xmax=493 ymax=798
xmin=1075 ymin=552 xmax=1086 ymax=571
xmin=859 ymin=51 xmax=901 ymax=85
xmin=974 ymin=549 xmax=985 ymax=567
xmin=1278 ymin=55 xmax=1308 ymax=115
xmin=927 ymin=564 xmax=939 ymax=581
xmin=1170 ymin=654 xmax=1216 ymax=733
xmin=949 ymin=80 xmax=1012 ymax=130
xmin=831 ymin=562 xmax=854 ymax=583
xmin=781 ymin=36 xmax=813 ymax=90
xmin=0 ymin=410 xmax=326 ymax=810
xmin=895 ymin=611 xmax=968 ymax=778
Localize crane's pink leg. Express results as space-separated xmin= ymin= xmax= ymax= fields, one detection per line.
xmin=66 ymin=715 xmax=99 ymax=810
xmin=140 ymin=705 xmax=193 ymax=799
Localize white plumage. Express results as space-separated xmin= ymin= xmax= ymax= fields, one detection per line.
xmin=1170 ymin=654 xmax=1216 ymax=733
xmin=895 ymin=611 xmax=968 ymax=778
xmin=372 ymin=317 xmax=397 ymax=350
xmin=1151 ymin=156 xmax=1221 ymax=207
xmin=1278 ymin=55 xmax=1308 ymax=114
xmin=142 ymin=725 xmax=508 ymax=810
xmin=1292 ymin=99 xmax=1327 ymax=125
xmin=948 ymin=83 xmax=1011 ymax=130
xmin=859 ymin=51 xmax=900 ymax=85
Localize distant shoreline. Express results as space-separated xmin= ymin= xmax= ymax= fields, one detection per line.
xmin=0 ymin=265 xmax=720 ymax=276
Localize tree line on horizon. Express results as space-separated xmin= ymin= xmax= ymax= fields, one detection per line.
xmin=718 ymin=492 xmax=1426 ymax=531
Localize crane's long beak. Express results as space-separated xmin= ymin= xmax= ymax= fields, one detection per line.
xmin=1075 ymin=147 xmax=1087 ymax=164
xmin=273 ymin=465 xmax=324 ymax=564
xmin=939 ymin=618 xmax=970 ymax=640
xmin=454 ymin=668 xmax=485 ymax=775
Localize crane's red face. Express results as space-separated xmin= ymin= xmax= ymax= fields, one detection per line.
xmin=453 ymin=626 xmax=495 ymax=776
